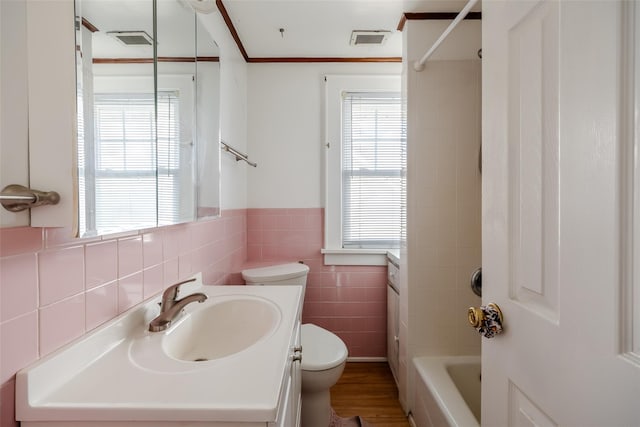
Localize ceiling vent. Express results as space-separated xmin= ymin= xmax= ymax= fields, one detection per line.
xmin=107 ymin=31 xmax=153 ymax=46
xmin=349 ymin=30 xmax=391 ymax=46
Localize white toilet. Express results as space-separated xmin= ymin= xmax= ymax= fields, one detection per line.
xmin=242 ymin=263 xmax=348 ymax=427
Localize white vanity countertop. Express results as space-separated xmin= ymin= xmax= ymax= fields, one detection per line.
xmin=16 ymin=281 xmax=302 ymax=423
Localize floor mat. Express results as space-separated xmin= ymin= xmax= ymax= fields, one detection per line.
xmin=329 ymin=408 xmax=373 ymax=427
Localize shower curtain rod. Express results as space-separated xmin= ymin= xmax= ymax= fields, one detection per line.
xmin=413 ymin=0 xmax=479 ymax=72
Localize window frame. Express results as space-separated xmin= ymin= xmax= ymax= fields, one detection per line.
xmin=323 ymin=74 xmax=402 ymax=266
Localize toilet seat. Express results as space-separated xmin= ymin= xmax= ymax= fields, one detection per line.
xmin=301 ymin=323 xmax=348 ymax=371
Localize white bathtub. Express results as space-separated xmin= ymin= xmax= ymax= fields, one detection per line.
xmin=411 ymin=356 xmax=481 ymax=427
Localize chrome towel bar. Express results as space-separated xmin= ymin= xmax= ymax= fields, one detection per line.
xmin=220 ymin=141 xmax=257 ymax=167
xmin=0 ymin=184 xmax=60 ymax=212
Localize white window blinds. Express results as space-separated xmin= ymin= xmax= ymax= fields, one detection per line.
xmin=156 ymin=92 xmax=181 ymax=225
xmin=342 ymin=92 xmax=405 ymax=249
xmin=86 ymin=92 xmax=180 ymax=234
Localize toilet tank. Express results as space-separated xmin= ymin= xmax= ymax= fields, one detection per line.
xmin=242 ymin=263 xmax=310 ymax=286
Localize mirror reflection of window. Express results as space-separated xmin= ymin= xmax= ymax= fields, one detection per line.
xmin=155 ymin=76 xmax=197 ymax=226
xmin=75 ymin=0 xmax=221 ymax=237
xmin=157 ymin=91 xmax=181 ymax=225
xmin=89 ymin=92 xmax=181 ymax=233
xmin=93 ymin=93 xmax=158 ymax=232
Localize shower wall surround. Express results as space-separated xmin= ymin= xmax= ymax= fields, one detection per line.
xmin=399 ymin=18 xmax=483 ymax=413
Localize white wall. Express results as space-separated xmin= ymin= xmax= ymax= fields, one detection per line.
xmin=196 ymin=62 xmax=222 ymax=212
xmin=399 ymin=18 xmax=482 ymax=412
xmin=246 ymin=62 xmax=401 ymax=208
xmin=197 ymin=12 xmax=248 ymax=210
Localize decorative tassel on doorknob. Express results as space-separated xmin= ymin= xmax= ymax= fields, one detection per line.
xmin=468 ymin=303 xmax=504 ymax=338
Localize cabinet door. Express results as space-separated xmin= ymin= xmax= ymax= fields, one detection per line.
xmin=271 ymin=322 xmax=301 ymax=427
xmin=1 ymin=0 xmax=75 ymax=229
xmin=387 ymin=285 xmax=399 ymax=384
xmin=0 ymin=0 xmax=30 ymax=227
xmin=26 ymin=0 xmax=76 ymax=228
xmin=292 ymin=340 xmax=301 ymax=425
xmin=289 ymin=323 xmax=302 ymax=427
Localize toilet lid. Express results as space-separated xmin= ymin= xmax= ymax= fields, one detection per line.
xmin=300 ymin=323 xmax=348 ymax=371
xmin=242 ymin=263 xmax=310 ymax=283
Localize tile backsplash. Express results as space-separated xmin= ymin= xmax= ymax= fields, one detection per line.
xmin=0 ymin=207 xmax=387 ymax=425
xmin=0 ymin=210 xmax=247 ymax=426
xmin=246 ymin=208 xmax=387 ymax=359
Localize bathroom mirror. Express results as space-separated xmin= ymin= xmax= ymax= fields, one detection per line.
xmin=75 ymin=0 xmax=220 ymax=237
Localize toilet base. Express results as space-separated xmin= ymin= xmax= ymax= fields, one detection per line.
xmin=301 ymin=389 xmax=331 ymax=427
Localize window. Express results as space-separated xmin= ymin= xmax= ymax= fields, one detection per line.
xmin=156 ymin=92 xmax=182 ymax=225
xmin=323 ymin=75 xmax=405 ymax=265
xmin=79 ymin=91 xmax=180 ymax=235
xmin=342 ymin=92 xmax=404 ymax=248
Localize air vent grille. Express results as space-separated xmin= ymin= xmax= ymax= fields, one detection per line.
xmin=107 ymin=31 xmax=153 ymax=46
xmin=350 ymin=30 xmax=391 ymax=46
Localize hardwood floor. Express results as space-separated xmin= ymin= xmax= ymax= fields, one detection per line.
xmin=330 ymin=362 xmax=410 ymax=427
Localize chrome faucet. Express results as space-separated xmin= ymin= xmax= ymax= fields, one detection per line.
xmin=148 ymin=278 xmax=207 ymax=332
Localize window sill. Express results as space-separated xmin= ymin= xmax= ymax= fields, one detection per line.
xmin=321 ymin=248 xmax=391 ymax=266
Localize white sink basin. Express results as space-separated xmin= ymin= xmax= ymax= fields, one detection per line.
xmin=15 ymin=277 xmax=303 ymax=424
xmin=163 ymin=297 xmax=281 ymax=362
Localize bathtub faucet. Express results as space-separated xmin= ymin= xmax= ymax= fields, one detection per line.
xmin=148 ymin=278 xmax=207 ymax=332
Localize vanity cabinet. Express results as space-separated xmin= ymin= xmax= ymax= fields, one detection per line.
xmin=272 ymin=322 xmax=302 ymax=427
xmin=387 ymin=258 xmax=400 ymax=386
xmin=16 ymin=282 xmax=304 ymax=427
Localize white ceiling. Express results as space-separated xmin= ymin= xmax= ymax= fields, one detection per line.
xmin=82 ymin=0 xmax=480 ymax=60
xmin=221 ymin=0 xmax=481 ymax=58
xmin=82 ymin=0 xmax=219 ymax=58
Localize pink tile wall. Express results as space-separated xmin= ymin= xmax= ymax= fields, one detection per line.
xmin=0 ymin=209 xmax=246 ymax=427
xmin=0 ymin=207 xmax=386 ymax=425
xmin=246 ymin=208 xmax=387 ymax=359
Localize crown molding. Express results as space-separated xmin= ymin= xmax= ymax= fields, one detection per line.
xmin=397 ymin=11 xmax=482 ymax=32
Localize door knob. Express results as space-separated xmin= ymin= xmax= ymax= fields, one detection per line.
xmin=469 ymin=267 xmax=482 ymax=297
xmin=468 ymin=303 xmax=504 ymax=338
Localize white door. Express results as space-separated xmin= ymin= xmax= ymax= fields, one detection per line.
xmin=482 ymin=0 xmax=640 ymax=426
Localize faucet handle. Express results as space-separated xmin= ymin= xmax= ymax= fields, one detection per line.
xmin=161 ymin=278 xmax=197 ymax=309
xmin=164 ymin=278 xmax=197 ymax=295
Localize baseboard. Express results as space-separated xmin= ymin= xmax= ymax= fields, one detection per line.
xmin=408 ymin=413 xmax=417 ymax=427
xmin=346 ymin=357 xmax=388 ymax=362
